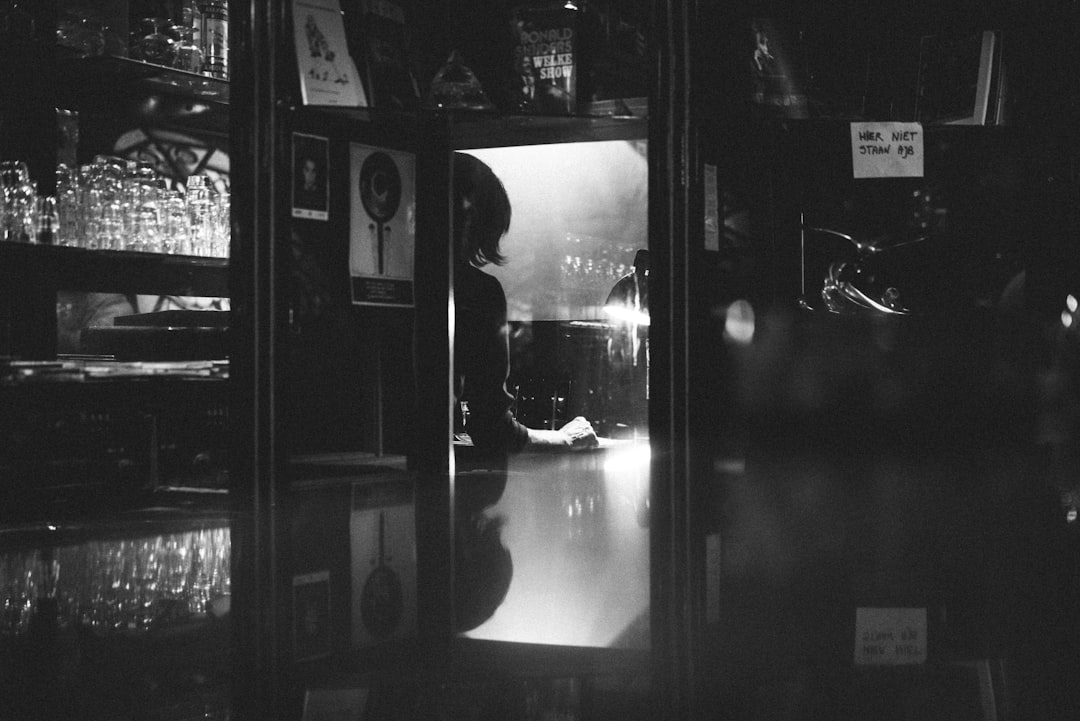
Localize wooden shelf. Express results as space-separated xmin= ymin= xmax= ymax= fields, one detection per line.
xmin=294 ymin=103 xmax=648 ymax=149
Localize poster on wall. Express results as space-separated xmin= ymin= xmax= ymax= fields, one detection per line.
xmin=292 ymin=0 xmax=368 ymax=107
xmin=292 ymin=133 xmax=329 ymax=220
xmin=349 ymin=143 xmax=416 ymax=307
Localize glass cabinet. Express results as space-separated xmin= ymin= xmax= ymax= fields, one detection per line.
xmin=2 ymin=3 xmax=233 ymax=720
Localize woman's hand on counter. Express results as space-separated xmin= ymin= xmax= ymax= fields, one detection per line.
xmin=526 ymin=416 xmax=599 ymax=451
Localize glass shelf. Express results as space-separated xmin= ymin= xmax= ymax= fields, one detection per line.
xmin=0 ymin=243 xmax=228 ymax=297
xmin=58 ymin=53 xmax=229 ymax=101
xmin=55 ymin=54 xmax=230 ymax=135
xmin=297 ymin=102 xmax=649 ymax=149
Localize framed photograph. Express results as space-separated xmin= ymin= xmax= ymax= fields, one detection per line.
xmin=349 ymin=143 xmax=416 ymax=307
xmin=293 ymin=570 xmax=332 ymax=661
xmin=293 ymin=133 xmax=330 ymax=220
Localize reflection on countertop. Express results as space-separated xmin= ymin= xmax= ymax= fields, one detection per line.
xmin=459 ymin=439 xmax=650 ymax=649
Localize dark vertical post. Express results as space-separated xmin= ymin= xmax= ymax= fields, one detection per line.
xmin=230 ymin=1 xmax=292 ymax=718
xmin=413 ymin=116 xmax=454 ymax=659
xmin=651 ymin=0 xmax=704 ymax=720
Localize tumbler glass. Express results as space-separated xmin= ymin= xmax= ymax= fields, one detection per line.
xmin=55 ymin=164 xmax=80 ymax=247
xmin=186 ymin=175 xmax=212 ymax=256
xmin=163 ymin=191 xmax=189 ymax=254
xmin=171 ymin=23 xmax=203 ymax=73
xmin=35 ymin=196 xmax=58 ymax=245
xmin=1 ymin=160 xmax=35 ymax=243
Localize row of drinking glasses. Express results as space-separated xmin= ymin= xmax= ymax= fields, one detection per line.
xmin=1 ymin=526 xmax=231 ymax=636
xmin=1 ymin=157 xmax=229 ymax=258
xmin=0 ymin=160 xmax=41 ymax=244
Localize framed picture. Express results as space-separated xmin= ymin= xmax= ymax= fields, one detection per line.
xmin=293 ymin=133 xmax=330 ymax=220
xmin=293 ymin=570 xmax=332 ymax=661
xmin=349 ymin=143 xmax=416 ymax=307
xmin=292 ymin=0 xmax=367 ymax=107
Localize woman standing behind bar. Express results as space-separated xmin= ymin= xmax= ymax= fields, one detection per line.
xmin=452 ymin=152 xmax=597 ymax=454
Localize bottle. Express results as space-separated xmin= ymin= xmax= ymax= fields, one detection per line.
xmin=200 ymin=0 xmax=228 ymax=80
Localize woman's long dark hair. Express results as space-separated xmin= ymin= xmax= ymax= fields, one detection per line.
xmin=453 ymin=152 xmax=512 ymax=267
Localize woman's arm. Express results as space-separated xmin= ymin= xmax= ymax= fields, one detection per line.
xmin=525 ymin=416 xmax=599 ymax=450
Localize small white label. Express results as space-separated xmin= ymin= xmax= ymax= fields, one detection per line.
xmin=850 ymin=122 xmax=924 ymax=179
xmin=854 ymin=607 xmax=927 ymax=665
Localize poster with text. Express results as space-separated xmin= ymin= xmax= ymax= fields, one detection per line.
xmin=293 ymin=0 xmax=367 ymax=107
xmin=349 ymin=144 xmax=415 ymax=307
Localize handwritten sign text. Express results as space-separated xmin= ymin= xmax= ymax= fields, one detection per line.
xmin=851 ymin=122 xmax=924 ymax=179
xmin=854 ymin=607 xmax=927 ymax=666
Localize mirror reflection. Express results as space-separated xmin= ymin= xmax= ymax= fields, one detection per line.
xmin=452 ymin=142 xmax=649 ymax=648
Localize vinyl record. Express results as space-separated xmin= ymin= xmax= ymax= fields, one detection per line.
xmin=358 ymin=151 xmax=402 ymax=222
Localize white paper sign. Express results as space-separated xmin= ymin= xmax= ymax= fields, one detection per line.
xmin=854 ymin=607 xmax=927 ymax=666
xmin=293 ymin=0 xmax=367 ymax=107
xmin=850 ymin=122 xmax=924 ymax=179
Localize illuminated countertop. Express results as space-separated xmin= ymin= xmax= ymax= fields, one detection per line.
xmin=461 ymin=438 xmax=651 ymax=649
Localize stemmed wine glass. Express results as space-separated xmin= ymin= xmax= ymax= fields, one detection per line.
xmin=130 ymin=16 xmax=176 ymax=66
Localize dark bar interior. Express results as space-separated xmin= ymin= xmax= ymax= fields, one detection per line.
xmin=1 ymin=1 xmax=1077 ymax=720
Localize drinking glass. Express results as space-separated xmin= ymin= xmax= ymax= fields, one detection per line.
xmin=163 ymin=191 xmax=189 ymax=254
xmin=35 ymin=196 xmax=58 ymax=245
xmin=210 ymin=189 xmax=230 ymax=258
xmin=99 ymin=200 xmax=124 ymax=251
xmin=131 ymin=17 xmax=176 ymax=66
xmin=1 ymin=160 xmax=36 ymax=243
xmin=186 ymin=175 xmax=213 ymax=256
xmin=55 ymin=164 xmax=80 ymax=247
xmin=171 ymin=23 xmax=203 ymax=73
